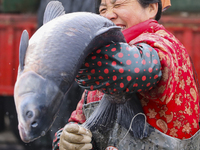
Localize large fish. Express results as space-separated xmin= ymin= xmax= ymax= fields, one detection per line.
xmin=14 ymin=1 xmax=125 ymax=143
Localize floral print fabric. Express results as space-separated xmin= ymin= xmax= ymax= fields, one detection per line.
xmin=125 ymin=19 xmax=200 ymax=139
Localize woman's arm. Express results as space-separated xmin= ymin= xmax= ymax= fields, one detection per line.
xmin=76 ymin=42 xmax=162 ymax=94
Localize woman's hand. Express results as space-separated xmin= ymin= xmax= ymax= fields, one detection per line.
xmin=60 ymin=124 xmax=92 ymax=150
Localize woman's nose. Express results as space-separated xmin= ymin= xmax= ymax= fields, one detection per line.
xmin=104 ymin=9 xmax=117 ymax=20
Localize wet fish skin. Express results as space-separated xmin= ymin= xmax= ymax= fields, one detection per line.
xmin=14 ymin=70 xmax=64 ymax=142
xmin=14 ymin=2 xmax=125 ymax=143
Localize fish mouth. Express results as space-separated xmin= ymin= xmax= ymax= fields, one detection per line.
xmin=18 ymin=123 xmax=31 ymax=143
xmin=18 ymin=123 xmax=44 ymax=143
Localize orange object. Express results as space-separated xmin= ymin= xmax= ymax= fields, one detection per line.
xmin=161 ymin=0 xmax=171 ymax=11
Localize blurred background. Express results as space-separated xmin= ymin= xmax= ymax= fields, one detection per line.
xmin=0 ymin=0 xmax=200 ymax=150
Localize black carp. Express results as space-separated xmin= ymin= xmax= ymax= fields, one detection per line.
xmin=14 ymin=1 xmax=125 ymax=143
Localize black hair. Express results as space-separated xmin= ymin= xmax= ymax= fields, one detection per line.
xmin=138 ymin=0 xmax=162 ymax=21
xmin=95 ymin=0 xmax=101 ymax=14
xmin=95 ymin=0 xmax=162 ymax=21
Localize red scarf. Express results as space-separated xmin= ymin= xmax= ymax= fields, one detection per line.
xmin=122 ymin=19 xmax=159 ymax=43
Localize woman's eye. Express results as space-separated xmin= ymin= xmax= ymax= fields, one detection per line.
xmin=99 ymin=8 xmax=106 ymax=14
xmin=114 ymin=4 xmax=121 ymax=8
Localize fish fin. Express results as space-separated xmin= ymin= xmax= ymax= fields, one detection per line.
xmin=43 ymin=1 xmax=65 ymax=24
xmin=117 ymin=94 xmax=150 ymax=139
xmin=82 ymin=94 xmax=117 ymax=132
xmin=19 ymin=30 xmax=29 ymax=72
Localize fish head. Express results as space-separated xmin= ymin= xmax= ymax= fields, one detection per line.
xmin=14 ymin=71 xmax=64 ymax=143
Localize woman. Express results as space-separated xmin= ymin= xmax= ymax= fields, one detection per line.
xmin=53 ymin=0 xmax=200 ymax=149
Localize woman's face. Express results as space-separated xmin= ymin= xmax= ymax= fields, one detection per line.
xmin=99 ymin=0 xmax=153 ymax=31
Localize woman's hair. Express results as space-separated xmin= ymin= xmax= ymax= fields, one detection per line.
xmin=138 ymin=0 xmax=162 ymax=21
xmin=95 ymin=0 xmax=162 ymax=21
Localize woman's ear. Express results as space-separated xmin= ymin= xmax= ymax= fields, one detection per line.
xmin=148 ymin=3 xmax=158 ymax=19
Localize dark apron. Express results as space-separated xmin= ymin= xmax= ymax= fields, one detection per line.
xmin=83 ymin=101 xmax=200 ymax=150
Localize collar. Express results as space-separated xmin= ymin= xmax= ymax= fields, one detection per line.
xmin=122 ymin=19 xmax=159 ymax=43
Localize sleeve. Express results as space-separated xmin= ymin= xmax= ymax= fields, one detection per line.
xmin=68 ymin=91 xmax=86 ymax=124
xmin=76 ymin=42 xmax=162 ymax=94
xmin=52 ymin=128 xmax=62 ymax=150
xmin=128 ymin=31 xmax=181 ymax=104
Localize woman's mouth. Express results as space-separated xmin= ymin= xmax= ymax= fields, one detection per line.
xmin=121 ymin=26 xmax=126 ymax=31
xmin=116 ymin=25 xmax=126 ymax=31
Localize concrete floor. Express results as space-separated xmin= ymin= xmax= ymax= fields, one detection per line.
xmin=0 ymin=115 xmax=52 ymax=150
xmin=0 ymin=143 xmax=25 ymax=150
xmin=0 ymin=116 xmax=25 ymax=150
xmin=0 ymin=128 xmax=18 ymax=143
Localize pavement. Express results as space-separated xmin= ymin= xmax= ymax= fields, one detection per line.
xmin=0 ymin=144 xmax=25 ymax=150
xmin=0 ymin=116 xmax=25 ymax=150
xmin=0 ymin=115 xmax=52 ymax=150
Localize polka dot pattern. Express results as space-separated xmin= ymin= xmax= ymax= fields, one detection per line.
xmin=76 ymin=42 xmax=162 ymax=94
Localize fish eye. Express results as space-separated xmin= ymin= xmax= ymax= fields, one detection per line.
xmin=26 ymin=111 xmax=33 ymax=118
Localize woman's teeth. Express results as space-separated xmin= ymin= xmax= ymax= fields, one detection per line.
xmin=119 ymin=26 xmax=126 ymax=31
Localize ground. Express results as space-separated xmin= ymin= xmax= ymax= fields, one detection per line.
xmin=0 ymin=115 xmax=25 ymax=150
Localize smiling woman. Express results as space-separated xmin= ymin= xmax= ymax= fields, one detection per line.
xmin=53 ymin=0 xmax=200 ymax=150
xmin=99 ymin=0 xmax=159 ymax=30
